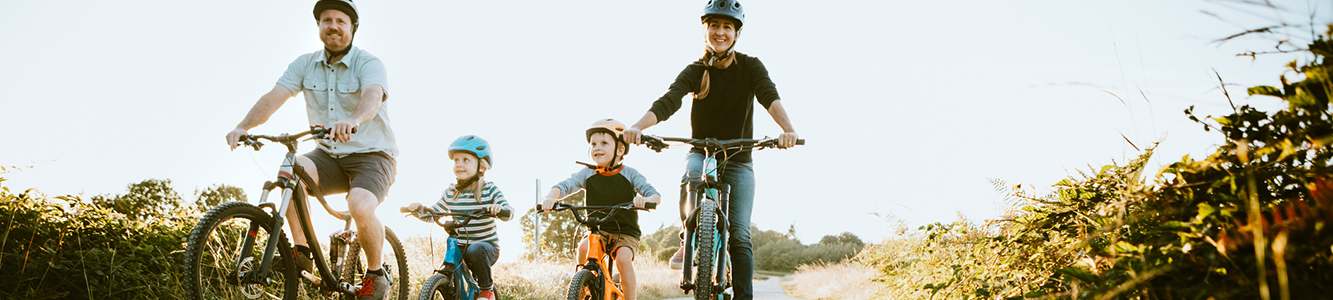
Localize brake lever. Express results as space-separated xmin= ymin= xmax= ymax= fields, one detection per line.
xmin=245 ymin=139 xmax=264 ymax=151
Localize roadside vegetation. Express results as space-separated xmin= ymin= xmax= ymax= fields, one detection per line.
xmin=789 ymin=14 xmax=1333 ymax=300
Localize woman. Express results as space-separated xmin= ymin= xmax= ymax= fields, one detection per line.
xmin=622 ymin=1 xmax=799 ymax=299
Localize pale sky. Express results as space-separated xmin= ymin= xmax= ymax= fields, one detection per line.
xmin=2 ymin=0 xmax=1328 ymax=263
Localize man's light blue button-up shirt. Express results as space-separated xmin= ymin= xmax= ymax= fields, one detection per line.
xmin=277 ymin=46 xmax=397 ymax=158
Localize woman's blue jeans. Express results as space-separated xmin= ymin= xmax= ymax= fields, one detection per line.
xmin=682 ymin=152 xmax=755 ymax=300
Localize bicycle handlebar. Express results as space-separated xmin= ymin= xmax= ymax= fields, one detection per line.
xmin=239 ymin=126 xmax=357 ymax=151
xmin=639 ymin=135 xmax=804 ymax=153
xmin=541 ymin=202 xmax=656 ymax=227
xmin=401 ymin=205 xmax=511 ymax=229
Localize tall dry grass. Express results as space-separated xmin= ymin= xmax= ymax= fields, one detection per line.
xmin=781 ymin=262 xmax=883 ymax=300
xmin=402 ymin=236 xmax=687 ymax=300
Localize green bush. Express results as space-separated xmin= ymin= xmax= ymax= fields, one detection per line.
xmin=0 ymin=178 xmax=242 ymax=300
xmin=855 ymin=22 xmax=1333 ymax=300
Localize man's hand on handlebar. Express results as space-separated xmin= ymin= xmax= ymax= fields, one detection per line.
xmin=330 ymin=119 xmax=359 ymax=143
xmin=226 ymin=127 xmax=249 ymax=151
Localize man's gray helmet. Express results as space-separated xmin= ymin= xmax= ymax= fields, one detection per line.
xmin=701 ymin=0 xmax=744 ymax=29
xmin=313 ymin=0 xmax=359 ymax=30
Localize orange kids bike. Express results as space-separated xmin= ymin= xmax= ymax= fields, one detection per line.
xmin=543 ymin=202 xmax=656 ymax=300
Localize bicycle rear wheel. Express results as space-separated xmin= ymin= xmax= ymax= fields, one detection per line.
xmin=567 ymin=269 xmax=602 ymax=300
xmin=693 ymin=199 xmax=720 ymax=300
xmin=342 ymin=226 xmax=411 ymax=300
xmin=183 ymin=201 xmax=299 ymax=300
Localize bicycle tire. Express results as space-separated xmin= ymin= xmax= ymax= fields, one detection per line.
xmin=342 ymin=226 xmax=411 ymax=300
xmin=694 ymin=199 xmax=719 ymax=300
xmin=567 ymin=269 xmax=601 ymax=300
xmin=183 ymin=201 xmax=298 ymax=300
xmin=417 ymin=272 xmax=459 ymax=300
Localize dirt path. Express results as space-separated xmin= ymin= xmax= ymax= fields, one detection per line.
xmin=662 ymin=277 xmax=800 ymax=300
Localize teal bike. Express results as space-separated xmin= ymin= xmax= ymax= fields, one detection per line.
xmin=641 ymin=135 xmax=802 ymax=300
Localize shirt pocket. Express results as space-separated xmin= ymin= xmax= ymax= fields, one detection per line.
xmin=303 ymin=77 xmax=328 ymax=93
xmin=337 ymin=79 xmax=361 ymax=95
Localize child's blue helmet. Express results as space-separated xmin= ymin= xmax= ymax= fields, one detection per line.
xmin=448 ymin=135 xmax=492 ymax=168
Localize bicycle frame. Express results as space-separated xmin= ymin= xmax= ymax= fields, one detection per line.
xmin=580 ymin=226 xmax=626 ymax=300
xmin=545 ymin=203 xmax=654 ymax=300
xmin=232 ymin=129 xmax=366 ymax=295
xmin=406 ymin=208 xmax=506 ymax=299
xmin=679 ymin=149 xmax=732 ymax=296
xmin=640 ymin=135 xmax=803 ymax=297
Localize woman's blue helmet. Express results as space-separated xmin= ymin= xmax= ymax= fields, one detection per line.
xmin=702 ymin=0 xmax=744 ymax=29
xmin=448 ymin=135 xmax=492 ymax=168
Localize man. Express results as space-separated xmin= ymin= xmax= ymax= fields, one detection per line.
xmin=224 ymin=1 xmax=396 ymax=299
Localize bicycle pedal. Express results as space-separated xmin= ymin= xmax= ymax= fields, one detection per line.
xmin=300 ymin=270 xmax=322 ymax=285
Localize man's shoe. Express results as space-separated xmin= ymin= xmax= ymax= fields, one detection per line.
xmin=357 ymin=271 xmax=391 ymax=300
xmin=475 ymin=290 xmax=496 ymax=300
xmin=669 ymin=247 xmax=685 ymax=270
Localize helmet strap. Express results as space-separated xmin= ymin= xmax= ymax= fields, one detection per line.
xmin=324 ymin=43 xmax=352 ymax=62
xmin=696 ymin=30 xmax=739 ymax=100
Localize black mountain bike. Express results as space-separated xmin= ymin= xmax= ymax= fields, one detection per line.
xmin=184 ymin=126 xmax=410 ymax=300
xmin=641 ymin=135 xmax=802 ymax=300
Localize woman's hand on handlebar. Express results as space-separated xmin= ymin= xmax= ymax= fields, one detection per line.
xmin=779 ymin=131 xmax=799 ymax=149
xmin=625 ymin=127 xmax=644 ymax=145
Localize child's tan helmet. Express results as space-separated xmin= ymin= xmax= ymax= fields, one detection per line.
xmin=586 ymin=118 xmax=629 ymax=155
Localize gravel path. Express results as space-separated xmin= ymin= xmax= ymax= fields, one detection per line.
xmin=662 ymin=277 xmax=801 ymax=300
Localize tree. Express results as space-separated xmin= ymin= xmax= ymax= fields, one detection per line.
xmin=520 ymin=190 xmax=587 ymax=260
xmin=194 ymin=184 xmax=247 ymax=209
xmin=91 ymin=179 xmax=184 ymax=222
xmin=641 ymin=224 xmax=683 ymax=262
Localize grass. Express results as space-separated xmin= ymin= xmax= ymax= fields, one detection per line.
xmin=781 ymin=262 xmax=884 ymax=300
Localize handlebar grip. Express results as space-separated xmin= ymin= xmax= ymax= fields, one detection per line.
xmin=796 ymin=139 xmax=805 ymax=145
xmin=498 ymin=209 xmax=512 ymax=219
xmin=645 ymin=202 xmax=657 ymax=210
xmin=400 ymin=206 xmax=413 ymax=213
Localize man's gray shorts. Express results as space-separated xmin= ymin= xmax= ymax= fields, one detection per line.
xmin=302 ymin=149 xmax=396 ymax=203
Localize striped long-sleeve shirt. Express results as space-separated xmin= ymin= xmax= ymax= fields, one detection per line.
xmin=428 ymin=181 xmax=512 ymax=247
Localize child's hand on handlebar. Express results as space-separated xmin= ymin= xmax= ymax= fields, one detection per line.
xmin=481 ymin=204 xmax=504 ymax=215
xmin=633 ymin=195 xmax=660 ymax=209
xmin=540 ymin=198 xmax=557 ymax=212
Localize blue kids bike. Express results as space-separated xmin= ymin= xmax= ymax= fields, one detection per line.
xmin=641 ymin=135 xmax=802 ymax=300
xmin=401 ymin=205 xmax=510 ymax=300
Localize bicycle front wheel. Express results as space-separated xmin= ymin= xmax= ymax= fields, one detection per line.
xmin=183 ymin=201 xmax=299 ymax=300
xmin=416 ymin=272 xmax=459 ymax=300
xmin=693 ymin=199 xmax=720 ymax=300
xmin=567 ymin=269 xmax=602 ymax=300
xmin=342 ymin=226 xmax=411 ymax=300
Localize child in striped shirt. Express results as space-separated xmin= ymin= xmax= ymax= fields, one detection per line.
xmin=407 ymin=135 xmax=511 ymax=300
